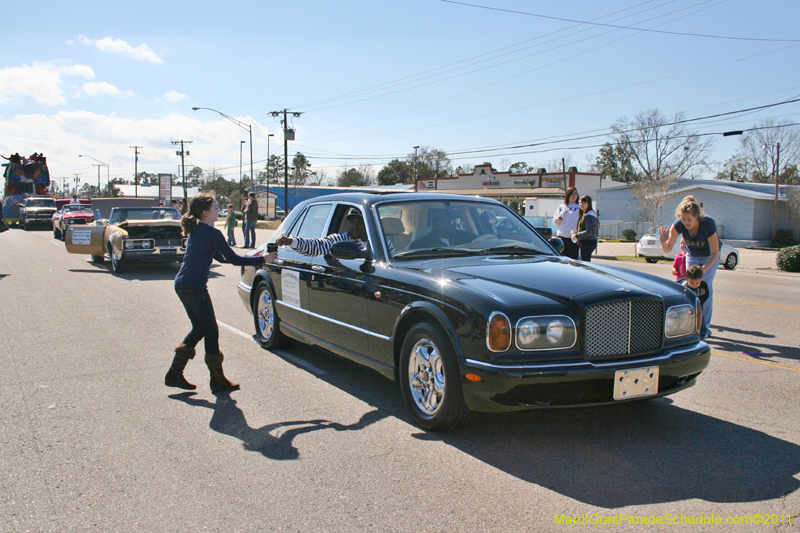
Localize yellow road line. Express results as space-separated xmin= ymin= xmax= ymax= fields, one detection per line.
xmin=712 ymin=349 xmax=800 ymax=372
xmin=715 ymin=297 xmax=800 ymax=312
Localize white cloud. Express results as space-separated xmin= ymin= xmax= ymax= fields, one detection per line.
xmin=0 ymin=63 xmax=94 ymax=105
xmin=81 ymin=81 xmax=125 ymax=97
xmin=164 ymin=90 xmax=188 ymax=102
xmin=78 ymin=35 xmax=163 ymax=64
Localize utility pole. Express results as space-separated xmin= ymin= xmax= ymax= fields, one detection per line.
xmin=171 ymin=140 xmax=192 ymax=201
xmin=73 ymin=174 xmax=81 ymax=197
xmin=269 ymin=108 xmax=303 ymax=214
xmin=413 ymin=146 xmax=420 ymax=192
xmin=772 ymin=142 xmax=781 ymax=244
xmin=130 ymin=146 xmax=142 ymax=197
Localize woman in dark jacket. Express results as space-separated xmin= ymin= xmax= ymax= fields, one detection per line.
xmin=572 ymin=195 xmax=598 ymax=262
xmin=166 ymin=192 xmax=277 ymax=392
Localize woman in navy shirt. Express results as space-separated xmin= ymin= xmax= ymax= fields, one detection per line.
xmin=659 ymin=195 xmax=720 ymax=338
xmin=166 ymin=192 xmax=277 ymax=392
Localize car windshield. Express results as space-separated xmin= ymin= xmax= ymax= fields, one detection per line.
xmin=376 ymin=199 xmax=555 ymax=260
xmin=63 ymin=205 xmax=92 ymax=213
xmin=27 ymin=199 xmax=56 ymax=208
xmin=109 ymin=208 xmax=181 ymax=224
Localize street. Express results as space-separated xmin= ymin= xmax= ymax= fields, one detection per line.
xmin=1 ymin=227 xmax=798 ymax=532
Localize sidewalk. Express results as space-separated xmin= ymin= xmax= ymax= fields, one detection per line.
xmin=595 ymin=241 xmax=779 ymax=271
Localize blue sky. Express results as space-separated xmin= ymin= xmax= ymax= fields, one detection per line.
xmin=2 ymin=0 xmax=799 ymax=190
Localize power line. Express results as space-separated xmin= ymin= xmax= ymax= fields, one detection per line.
xmin=440 ymin=0 xmax=800 ymax=43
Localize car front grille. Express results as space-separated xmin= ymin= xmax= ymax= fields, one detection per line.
xmin=584 ymin=299 xmax=663 ymax=359
xmin=154 ymin=238 xmax=183 ymax=247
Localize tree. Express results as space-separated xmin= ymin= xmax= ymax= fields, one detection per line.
xmin=377 ymin=159 xmax=412 ymax=185
xmin=721 ymin=119 xmax=800 ymax=184
xmin=629 ymin=172 xmax=679 ymax=232
xmin=187 ymin=166 xmax=204 ymax=186
xmin=594 ymin=142 xmax=639 ymax=183
xmin=136 ymin=172 xmax=158 ymax=185
xmin=509 ymin=162 xmax=531 ymax=175
xmin=611 ymin=108 xmax=713 ymax=182
xmin=454 ymin=164 xmax=474 ymax=175
xmin=337 ymin=166 xmax=374 ymax=187
xmin=307 ymin=168 xmax=328 ymax=186
xmin=409 ymin=146 xmax=452 ymax=180
xmin=201 ymin=172 xmax=239 ymax=206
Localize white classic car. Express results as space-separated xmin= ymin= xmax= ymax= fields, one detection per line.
xmin=636 ymin=234 xmax=739 ymax=270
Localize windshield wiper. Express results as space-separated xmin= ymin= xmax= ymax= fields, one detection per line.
xmin=392 ymin=248 xmax=483 ymax=260
xmin=481 ymin=244 xmax=548 ymax=255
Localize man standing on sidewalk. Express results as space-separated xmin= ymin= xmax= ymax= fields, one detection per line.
xmin=243 ymin=192 xmax=259 ymax=249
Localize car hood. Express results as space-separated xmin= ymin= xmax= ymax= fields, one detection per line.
xmin=62 ymin=212 xmax=93 ymax=219
xmin=402 ymin=255 xmax=687 ymax=305
xmin=115 ymin=220 xmax=181 ymax=228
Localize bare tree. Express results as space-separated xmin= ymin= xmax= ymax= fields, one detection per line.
xmin=498 ymin=158 xmax=511 ymax=172
xmin=612 ymin=109 xmax=713 ymax=182
xmin=629 ymin=172 xmax=679 ymax=232
xmin=734 ymin=118 xmax=800 ymax=183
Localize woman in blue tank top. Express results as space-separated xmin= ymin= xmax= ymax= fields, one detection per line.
xmin=659 ymin=195 xmax=720 ymax=339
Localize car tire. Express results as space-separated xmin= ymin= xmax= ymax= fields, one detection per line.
xmin=23 ymin=220 xmax=30 ymax=231
xmin=91 ymin=253 xmax=105 ymax=263
xmin=645 ymin=257 xmax=659 ymax=264
xmin=110 ymin=243 xmax=127 ymax=273
xmin=53 ymin=226 xmax=61 ymax=239
xmin=399 ymin=321 xmax=471 ymax=432
xmin=724 ymin=253 xmax=738 ymax=270
xmin=252 ymin=281 xmax=291 ymax=349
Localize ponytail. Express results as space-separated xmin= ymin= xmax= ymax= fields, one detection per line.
xmin=181 ymin=191 xmax=216 ymax=236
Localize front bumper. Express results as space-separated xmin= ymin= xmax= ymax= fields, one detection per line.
xmin=460 ymin=341 xmax=711 ymax=413
xmin=120 ymin=248 xmax=185 ymax=263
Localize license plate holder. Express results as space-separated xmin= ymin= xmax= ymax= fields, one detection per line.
xmin=613 ymin=366 xmax=659 ymax=400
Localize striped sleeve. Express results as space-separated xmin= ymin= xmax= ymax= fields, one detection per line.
xmin=290 ymin=232 xmax=353 ymax=256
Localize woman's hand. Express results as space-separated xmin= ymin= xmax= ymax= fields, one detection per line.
xmin=262 ymin=251 xmax=278 ymax=264
xmin=659 ymin=226 xmax=669 ymax=243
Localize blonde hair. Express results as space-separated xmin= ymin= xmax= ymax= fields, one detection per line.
xmin=181 ymin=191 xmax=215 ymax=236
xmin=675 ymin=195 xmax=704 ymax=220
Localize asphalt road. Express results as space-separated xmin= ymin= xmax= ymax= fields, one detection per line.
xmin=1 ymin=227 xmax=798 ymax=532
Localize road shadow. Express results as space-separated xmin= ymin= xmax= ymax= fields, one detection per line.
xmin=264 ymin=344 xmax=800 ymax=508
xmin=169 ymin=391 xmax=383 ymax=460
xmin=67 ymin=260 xmax=220 ymax=282
xmin=708 ymin=328 xmax=800 ymax=363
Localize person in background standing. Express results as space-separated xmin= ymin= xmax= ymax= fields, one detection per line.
xmin=672 ymin=250 xmax=686 ymax=281
xmin=225 ymin=203 xmax=237 ymax=246
xmin=659 ymin=195 xmax=720 ymax=339
xmin=243 ymin=192 xmax=258 ymax=249
xmin=70 ymin=194 xmax=80 ymax=205
xmin=553 ymin=187 xmax=580 ymax=259
xmin=166 ymin=191 xmax=277 ymax=392
xmin=180 ymin=198 xmax=188 ymax=215
xmin=572 ymin=195 xmax=598 ymax=262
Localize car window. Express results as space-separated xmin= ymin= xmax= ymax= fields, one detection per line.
xmin=289 ymin=204 xmax=332 ymax=239
xmin=376 ymin=199 xmax=552 ymax=259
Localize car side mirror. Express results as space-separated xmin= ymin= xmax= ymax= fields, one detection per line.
xmin=549 ymin=237 xmax=565 ymax=254
xmin=331 ymin=240 xmax=374 ymax=262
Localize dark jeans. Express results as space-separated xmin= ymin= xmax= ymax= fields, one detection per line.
xmin=243 ymin=220 xmax=257 ymax=248
xmin=176 ymin=287 xmax=219 ymax=355
xmin=560 ymin=237 xmax=580 ymax=259
xmin=579 ymin=239 xmax=597 ymax=262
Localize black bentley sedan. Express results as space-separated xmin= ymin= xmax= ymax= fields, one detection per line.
xmin=238 ymin=193 xmax=710 ymax=431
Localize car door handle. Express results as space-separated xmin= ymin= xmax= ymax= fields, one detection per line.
xmin=312 ymin=265 xmax=326 ymax=272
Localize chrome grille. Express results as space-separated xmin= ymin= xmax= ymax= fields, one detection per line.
xmin=585 ymin=300 xmax=663 ymax=358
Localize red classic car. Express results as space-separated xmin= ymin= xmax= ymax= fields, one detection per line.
xmin=52 ymin=204 xmax=95 ymax=240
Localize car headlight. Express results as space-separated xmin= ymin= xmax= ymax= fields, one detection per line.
xmin=665 ymin=304 xmax=695 ymax=337
xmin=125 ymin=240 xmax=135 ymax=250
xmin=142 ymin=240 xmax=152 ymax=249
xmin=515 ymin=316 xmax=576 ymax=350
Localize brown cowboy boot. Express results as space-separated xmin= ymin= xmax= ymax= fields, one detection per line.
xmin=165 ymin=344 xmax=196 ymax=390
xmin=205 ymin=352 xmax=240 ymax=393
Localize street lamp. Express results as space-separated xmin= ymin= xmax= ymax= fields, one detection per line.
xmin=765 ymin=142 xmax=781 ymax=244
xmin=192 ymin=106 xmax=253 ymax=204
xmin=78 ymin=154 xmax=108 ymax=197
xmin=267 ymin=133 xmax=275 ymax=217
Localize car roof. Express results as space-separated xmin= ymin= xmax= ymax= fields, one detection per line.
xmin=296 ymin=192 xmax=504 ymax=210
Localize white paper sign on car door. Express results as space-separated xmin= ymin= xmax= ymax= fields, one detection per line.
xmin=72 ymin=229 xmax=92 ymax=245
xmin=281 ymin=270 xmax=301 ymax=307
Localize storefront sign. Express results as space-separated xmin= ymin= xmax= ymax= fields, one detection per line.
xmin=158 ymin=174 xmax=172 ymax=205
